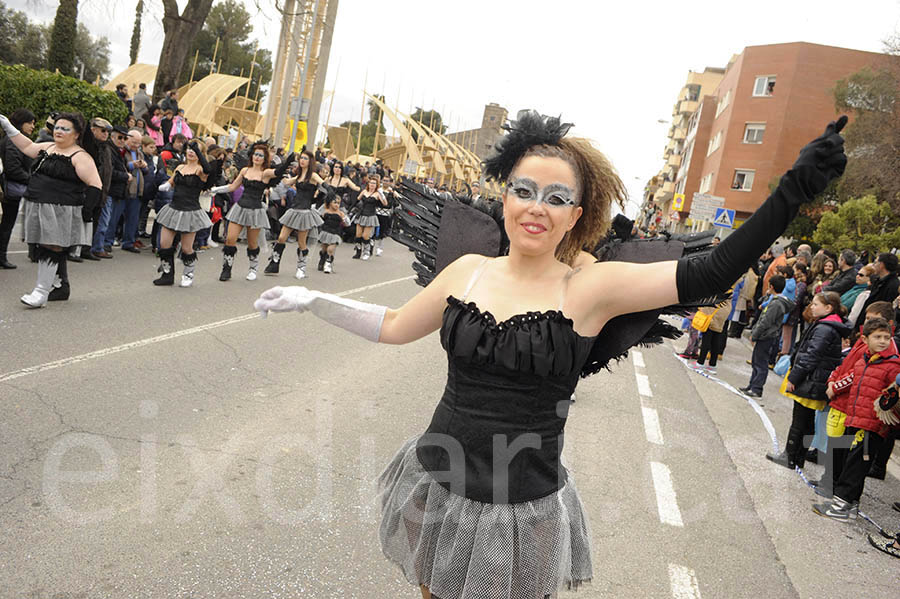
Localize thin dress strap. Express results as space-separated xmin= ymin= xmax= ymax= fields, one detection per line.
xmin=461 ymin=257 xmax=490 ymax=302
xmin=558 ymin=267 xmax=581 ymax=310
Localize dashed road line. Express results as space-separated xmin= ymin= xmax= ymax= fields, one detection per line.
xmin=668 ymin=563 xmax=702 ymax=598
xmin=650 ymin=461 xmax=684 ymax=527
xmin=636 ymin=373 xmax=653 ymax=397
xmin=641 ymin=406 xmax=664 ymax=445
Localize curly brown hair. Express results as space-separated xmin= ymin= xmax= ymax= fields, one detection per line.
xmin=515 ymin=138 xmax=626 ymax=266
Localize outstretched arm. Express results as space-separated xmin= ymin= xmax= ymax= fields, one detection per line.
xmin=0 ymin=114 xmax=52 ymax=158
xmin=210 ymin=167 xmax=245 ymax=194
xmin=254 ymin=253 xmax=483 ymax=344
xmin=579 ymin=117 xmax=848 ymax=324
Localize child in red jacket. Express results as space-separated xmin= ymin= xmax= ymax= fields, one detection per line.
xmin=815 ymin=301 xmax=895 ymax=496
xmin=813 ymin=317 xmax=900 ymax=521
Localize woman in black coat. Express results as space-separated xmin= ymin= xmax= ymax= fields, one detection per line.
xmin=767 ymin=291 xmax=850 ymax=470
xmin=0 ymin=109 xmax=36 ymax=268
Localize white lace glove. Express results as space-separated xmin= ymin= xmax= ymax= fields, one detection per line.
xmin=0 ymin=114 xmax=20 ymax=138
xmin=158 ymin=181 xmax=172 ymax=192
xmin=209 ymin=185 xmax=229 ymax=194
xmin=254 ymin=286 xmax=386 ymax=343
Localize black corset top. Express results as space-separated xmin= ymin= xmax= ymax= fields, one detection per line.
xmin=26 ymin=150 xmax=85 ymax=206
xmin=238 ymin=178 xmax=267 ymax=209
xmin=291 ymin=181 xmax=316 ymax=210
xmin=170 ymin=172 xmax=205 ymax=211
xmin=416 ymin=295 xmax=597 ymax=504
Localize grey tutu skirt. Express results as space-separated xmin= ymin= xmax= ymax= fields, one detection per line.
xmin=24 ymin=200 xmax=90 ymax=247
xmin=318 ymin=231 xmax=342 ymax=245
xmin=280 ymin=208 xmax=324 ymax=231
xmin=357 ymin=214 xmax=380 ymax=228
xmin=226 ymin=204 xmax=269 ymax=229
xmin=155 ymin=205 xmax=212 ymax=233
xmin=377 ymin=437 xmax=593 ymax=599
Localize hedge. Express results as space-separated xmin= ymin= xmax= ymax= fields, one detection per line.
xmin=0 ymin=64 xmax=128 ymax=128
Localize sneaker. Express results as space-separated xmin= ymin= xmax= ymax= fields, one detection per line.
xmin=134 ymin=240 xmax=145 ymax=249
xmin=677 ymin=352 xmax=696 ymax=360
xmin=208 ymin=239 xmax=219 ymax=248
xmin=743 ymin=388 xmax=762 ymax=398
xmin=705 ymin=366 xmax=717 ymax=375
xmin=812 ymin=497 xmax=857 ymax=521
xmin=765 ymin=451 xmax=794 ymax=470
xmin=113 ymin=239 xmax=121 ymax=247
xmin=812 ymin=481 xmax=833 ymax=499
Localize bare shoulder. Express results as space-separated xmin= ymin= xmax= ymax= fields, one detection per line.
xmin=438 ymin=253 xmax=492 ymax=294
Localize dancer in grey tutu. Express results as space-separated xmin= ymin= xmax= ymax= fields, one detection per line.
xmin=351 ymin=174 xmax=388 ymax=261
xmin=316 ymin=194 xmax=349 ymax=274
xmin=264 ymin=150 xmax=325 ymax=280
xmin=0 ymin=111 xmax=102 ymax=308
xmin=209 ymin=143 xmax=293 ymax=282
xmin=153 ymin=140 xmax=217 ymax=287
xmin=253 ymin=111 xmax=848 ymax=598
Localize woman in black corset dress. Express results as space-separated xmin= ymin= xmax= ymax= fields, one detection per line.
xmin=263 ymin=151 xmax=324 ymax=280
xmin=1 ymin=111 xmax=102 ymax=308
xmin=209 ymin=143 xmax=293 ymax=282
xmin=253 ymin=112 xmax=848 ymax=599
xmin=153 ymin=140 xmax=216 ymax=287
xmin=316 ymin=194 xmax=349 ymax=274
xmin=351 ymin=174 xmax=388 ymax=260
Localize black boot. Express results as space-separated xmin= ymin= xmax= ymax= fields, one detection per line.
xmin=352 ymin=237 xmax=362 ymax=259
xmin=317 ymin=250 xmax=327 ymax=271
xmin=153 ymin=247 xmax=176 ymax=286
xmin=220 ymin=245 xmax=237 ymax=281
xmin=48 ymin=251 xmax=70 ymax=301
xmin=264 ymin=242 xmax=285 ymax=275
xmin=785 ymin=426 xmax=807 ymax=471
xmin=0 ymin=223 xmax=15 ymax=269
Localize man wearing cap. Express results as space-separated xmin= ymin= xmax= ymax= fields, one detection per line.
xmin=133 ymin=83 xmax=152 ymax=122
xmin=100 ymin=126 xmax=132 ymax=254
xmin=85 ymin=118 xmax=114 ymax=260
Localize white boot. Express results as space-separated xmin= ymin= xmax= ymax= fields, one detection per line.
xmin=246 ymin=247 xmax=260 ymax=281
xmin=180 ymin=252 xmax=197 ymax=287
xmin=295 ymin=248 xmax=307 ymax=280
xmin=375 ymin=238 xmax=383 ymax=257
xmin=21 ymin=253 xmax=59 ymax=308
xmin=361 ymin=240 xmax=371 ymax=260
xmin=323 ymin=255 xmax=333 ymax=274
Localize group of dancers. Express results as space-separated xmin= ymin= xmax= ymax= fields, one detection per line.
xmin=0 ymin=106 xmax=398 ymax=305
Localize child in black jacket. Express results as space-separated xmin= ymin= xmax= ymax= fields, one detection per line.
xmin=741 ymin=275 xmax=794 ymax=398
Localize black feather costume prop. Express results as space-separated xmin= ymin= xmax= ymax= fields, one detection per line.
xmin=482 ymin=110 xmax=574 ymax=182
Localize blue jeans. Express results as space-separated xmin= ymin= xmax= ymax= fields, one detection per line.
xmin=91 ymin=196 xmax=113 ymax=253
xmin=749 ymin=338 xmax=776 ymax=393
xmin=105 ymin=196 xmax=141 ymax=248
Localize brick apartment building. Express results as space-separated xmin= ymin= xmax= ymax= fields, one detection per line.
xmin=646 ymin=42 xmax=888 ymax=232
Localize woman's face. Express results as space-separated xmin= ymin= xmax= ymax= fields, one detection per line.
xmin=502 ymin=155 xmax=582 ymax=257
xmin=334 ymin=165 xmax=342 ymax=177
xmin=367 ymin=179 xmax=378 ymax=192
xmin=810 ymin=296 xmax=833 ymax=319
xmin=794 ymin=268 xmax=805 ymax=282
xmin=186 ymin=148 xmax=198 ymax=162
xmin=300 ymin=154 xmax=309 ymax=168
xmin=252 ymin=148 xmax=265 ymax=166
xmin=21 ymin=120 xmax=35 ymax=135
xmin=53 ymin=119 xmax=78 ymax=146
xmin=857 ymin=267 xmax=873 ymax=287
xmin=823 ymin=260 xmax=835 ymax=275
xmin=127 ymin=116 xmax=136 ymax=127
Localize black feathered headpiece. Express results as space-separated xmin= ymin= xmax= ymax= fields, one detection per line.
xmin=482 ymin=110 xmax=574 ymax=182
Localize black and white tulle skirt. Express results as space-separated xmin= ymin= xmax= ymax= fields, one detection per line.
xmin=24 ymin=201 xmax=91 ymax=247
xmin=377 ymin=436 xmax=593 ymax=599
xmin=317 ymin=231 xmax=342 ymax=245
xmin=279 ymin=208 xmax=323 ymax=231
xmin=226 ymin=204 xmax=269 ymax=229
xmin=155 ymin=205 xmax=212 ymax=233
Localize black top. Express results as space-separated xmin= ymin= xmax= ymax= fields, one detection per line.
xmin=416 ymin=296 xmax=596 ymax=504
xmin=0 ymin=137 xmax=33 ymax=188
xmin=238 ymin=178 xmax=267 ymax=210
xmin=321 ymin=212 xmax=342 ymax=235
xmin=359 ymin=192 xmax=382 ymax=217
xmin=170 ymin=171 xmax=205 ymax=211
xmin=26 ymin=150 xmax=85 ymax=206
xmin=291 ymin=181 xmax=317 ymax=211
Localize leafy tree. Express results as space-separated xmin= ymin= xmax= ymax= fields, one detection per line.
xmin=46 ymin=0 xmax=78 ymax=76
xmin=73 ymin=23 xmax=110 ymax=84
xmin=178 ymin=0 xmax=273 ymax=103
xmin=831 ymin=41 xmax=900 ymax=208
xmin=0 ymin=3 xmax=48 ymax=70
xmin=404 ymin=108 xmax=446 ymax=142
xmin=153 ymin=0 xmax=215 ymax=103
xmin=331 ymin=94 xmax=388 ymax=157
xmin=813 ymin=195 xmax=900 ymax=254
xmin=772 ymin=175 xmax=839 ymax=241
xmin=130 ymin=0 xmax=143 ymax=66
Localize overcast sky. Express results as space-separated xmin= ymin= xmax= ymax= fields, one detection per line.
xmin=8 ymin=0 xmax=900 ymax=212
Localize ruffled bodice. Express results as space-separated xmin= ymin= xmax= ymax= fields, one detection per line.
xmin=238 ymin=178 xmax=267 ymax=209
xmin=170 ymin=172 xmax=205 ymax=211
xmin=416 ymin=296 xmax=597 ymax=504
xmin=26 ymin=150 xmax=85 ymax=206
xmin=291 ymin=181 xmax=316 ymax=210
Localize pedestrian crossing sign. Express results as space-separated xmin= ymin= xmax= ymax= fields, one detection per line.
xmin=713 ymin=207 xmax=735 ymax=229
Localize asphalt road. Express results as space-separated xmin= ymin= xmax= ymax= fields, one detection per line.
xmin=0 ymin=236 xmax=897 ymax=598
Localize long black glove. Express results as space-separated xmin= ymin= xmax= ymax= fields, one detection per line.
xmin=189 ymin=141 xmax=212 ymax=175
xmin=82 ymin=186 xmax=102 ymax=223
xmin=274 ymin=153 xmax=296 ymax=179
xmin=676 ymin=116 xmax=848 ymax=303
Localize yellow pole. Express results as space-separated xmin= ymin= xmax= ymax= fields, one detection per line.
xmin=189 ymin=49 xmax=199 ymax=83
xmin=355 ymin=69 xmax=367 ymax=159
xmin=211 ymin=37 xmax=220 ymax=74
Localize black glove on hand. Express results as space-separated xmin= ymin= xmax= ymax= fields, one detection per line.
xmin=790 ymin=115 xmax=848 ymax=198
xmin=274 ymin=152 xmax=296 ymax=178
xmin=189 ymin=141 xmax=212 ymax=174
xmin=82 ymin=186 xmax=102 ymax=223
xmin=676 ymin=116 xmax=849 ymax=303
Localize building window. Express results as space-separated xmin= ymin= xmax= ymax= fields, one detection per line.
xmin=706 ymin=130 xmax=722 ymax=156
xmin=489 ymin=116 xmax=495 ymax=122
xmin=715 ymin=89 xmax=731 ymax=118
xmin=732 ymin=169 xmax=755 ymax=191
xmin=743 ymin=123 xmax=765 ymax=144
xmin=699 ymin=172 xmax=714 ymax=194
xmin=686 ymin=84 xmax=701 ymax=102
xmin=753 ymin=75 xmax=776 ymax=97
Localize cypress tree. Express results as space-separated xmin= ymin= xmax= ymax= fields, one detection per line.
xmin=129 ymin=0 xmax=143 ymax=65
xmin=46 ymin=0 xmax=78 ymax=76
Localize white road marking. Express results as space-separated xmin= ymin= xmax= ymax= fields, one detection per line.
xmin=632 ymin=350 xmax=645 ymax=368
xmin=668 ymin=563 xmax=702 ymax=598
xmin=636 ymin=373 xmax=652 ymax=397
xmin=650 ymin=461 xmax=683 ymax=527
xmin=0 ymin=276 xmax=415 ymax=384
xmin=641 ymin=406 xmax=664 ymax=445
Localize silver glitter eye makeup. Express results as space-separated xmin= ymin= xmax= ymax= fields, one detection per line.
xmin=508 ymin=177 xmax=577 ymax=208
